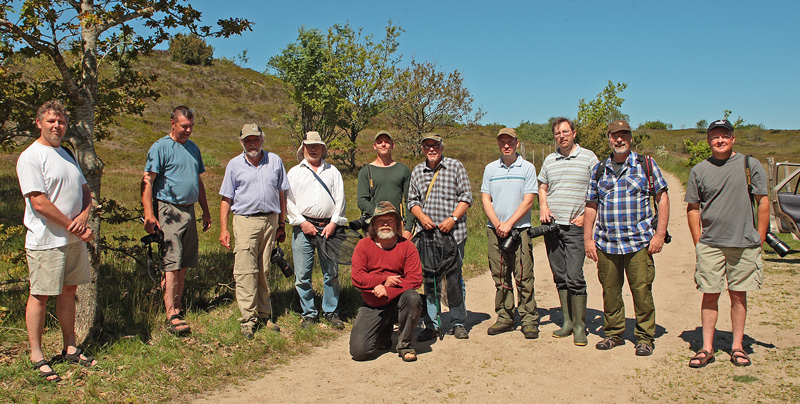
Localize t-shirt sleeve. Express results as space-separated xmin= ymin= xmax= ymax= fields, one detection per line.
xmin=524 ymin=163 xmax=538 ymax=194
xmin=17 ymin=152 xmax=46 ymax=196
xmin=537 ymin=158 xmax=549 ymax=184
xmin=480 ymin=164 xmax=491 ymax=194
xmin=144 ymin=143 xmax=162 ymax=174
xmin=684 ymin=167 xmax=700 ymax=204
xmin=750 ymin=157 xmax=769 ymax=196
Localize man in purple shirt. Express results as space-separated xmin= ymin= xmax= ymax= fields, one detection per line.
xmin=219 ymin=123 xmax=290 ymax=339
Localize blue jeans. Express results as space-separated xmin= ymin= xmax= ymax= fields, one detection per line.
xmin=422 ymin=240 xmax=467 ymax=330
xmin=292 ymin=227 xmax=339 ymax=318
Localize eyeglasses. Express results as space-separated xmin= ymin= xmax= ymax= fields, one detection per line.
xmin=421 ymin=143 xmax=441 ymax=150
xmin=554 ymin=130 xmax=572 ymax=137
xmin=708 ymin=133 xmax=733 ymax=140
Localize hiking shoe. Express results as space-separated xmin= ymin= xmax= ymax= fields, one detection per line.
xmin=487 ymin=321 xmax=515 ymax=335
xmin=635 ymin=343 xmax=654 ymax=356
xmin=324 ymin=312 xmax=345 ymax=330
xmin=521 ymin=324 xmax=539 ymax=339
xmin=595 ymin=337 xmax=625 ymax=350
xmin=300 ymin=316 xmax=317 ymax=329
xmin=241 ymin=322 xmax=255 ymax=339
xmin=417 ymin=327 xmax=439 ymax=342
xmin=452 ymin=325 xmax=469 ymax=339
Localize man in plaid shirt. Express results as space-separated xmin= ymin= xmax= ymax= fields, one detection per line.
xmin=584 ymin=120 xmax=670 ymax=357
xmin=408 ymin=134 xmax=473 ymax=341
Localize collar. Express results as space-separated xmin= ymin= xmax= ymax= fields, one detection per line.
xmin=423 ymin=156 xmax=447 ymax=172
xmin=498 ymin=154 xmax=522 ymax=168
xmin=555 ymin=145 xmax=581 ymax=160
xmin=241 ymin=151 xmax=268 ymax=167
xmin=300 ymin=158 xmax=327 ymax=171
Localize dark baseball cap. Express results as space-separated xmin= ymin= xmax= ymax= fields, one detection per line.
xmin=607 ymin=120 xmax=632 ymax=135
xmin=707 ymin=119 xmax=734 ymax=133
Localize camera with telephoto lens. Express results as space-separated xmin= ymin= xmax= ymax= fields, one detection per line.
xmin=499 ymin=229 xmax=522 ymax=253
xmin=528 ymin=217 xmax=561 ymax=239
xmin=765 ymin=231 xmax=790 ymax=257
xmin=140 ymin=227 xmax=164 ymax=246
xmin=348 ymin=213 xmax=372 ymax=231
xmin=270 ymin=246 xmax=294 ymax=278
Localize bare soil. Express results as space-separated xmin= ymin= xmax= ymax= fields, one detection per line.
xmin=194 ymin=172 xmax=799 ymax=404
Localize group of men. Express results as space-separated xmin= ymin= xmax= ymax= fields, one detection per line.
xmin=17 ymin=99 xmax=769 ymax=380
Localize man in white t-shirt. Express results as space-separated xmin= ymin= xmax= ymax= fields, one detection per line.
xmin=16 ymin=101 xmax=96 ymax=383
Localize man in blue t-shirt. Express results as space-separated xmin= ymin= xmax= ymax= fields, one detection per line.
xmin=481 ymin=127 xmax=540 ymax=339
xmin=141 ymin=105 xmax=211 ymax=336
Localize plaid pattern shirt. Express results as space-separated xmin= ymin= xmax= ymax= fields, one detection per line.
xmin=408 ymin=156 xmax=473 ymax=244
xmin=586 ymin=152 xmax=668 ymax=255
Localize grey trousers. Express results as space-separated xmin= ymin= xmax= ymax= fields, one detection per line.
xmin=350 ymin=289 xmax=422 ymax=360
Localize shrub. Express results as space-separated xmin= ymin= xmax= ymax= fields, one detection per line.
xmin=684 ymin=139 xmax=711 ymax=167
xmin=169 ymin=33 xmax=214 ymax=66
xmin=638 ymin=120 xmax=671 ymax=130
xmin=516 ymin=119 xmax=555 ymax=144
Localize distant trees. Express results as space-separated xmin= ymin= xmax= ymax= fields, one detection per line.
xmin=575 ymin=81 xmax=629 ymax=156
xmin=638 ymin=120 xmax=672 ymax=130
xmin=269 ymin=25 xmax=484 ymax=162
xmin=516 ymin=118 xmax=558 ymax=144
xmin=0 ymin=0 xmax=251 ymax=341
xmin=387 ymin=60 xmax=484 ymax=154
xmin=169 ymin=33 xmax=214 ymax=66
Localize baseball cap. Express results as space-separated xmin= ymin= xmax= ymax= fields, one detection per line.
xmin=707 ymin=119 xmax=734 ymax=133
xmin=497 ymin=127 xmax=518 ymax=139
xmin=240 ymin=123 xmax=262 ymax=139
xmin=420 ymin=133 xmax=442 ymax=144
xmin=374 ymin=130 xmax=393 ymax=142
xmin=607 ymin=120 xmax=632 ymax=135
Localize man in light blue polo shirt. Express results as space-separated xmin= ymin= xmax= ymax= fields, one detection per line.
xmin=219 ymin=123 xmax=290 ymax=339
xmin=142 ymin=105 xmax=211 ymax=336
xmin=481 ymin=127 xmax=540 ymax=339
xmin=538 ymin=117 xmax=599 ymax=346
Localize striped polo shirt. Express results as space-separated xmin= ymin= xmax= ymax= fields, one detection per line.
xmin=480 ymin=154 xmax=538 ymax=228
xmin=537 ymin=145 xmax=599 ymax=224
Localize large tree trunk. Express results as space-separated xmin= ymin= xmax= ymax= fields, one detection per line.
xmin=71 ymin=104 xmax=104 ymax=344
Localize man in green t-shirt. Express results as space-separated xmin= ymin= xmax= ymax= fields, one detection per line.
xmin=356 ymin=131 xmax=413 ymax=239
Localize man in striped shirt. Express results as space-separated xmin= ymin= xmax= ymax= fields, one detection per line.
xmin=584 ymin=120 xmax=669 ymax=357
xmin=538 ymin=118 xmax=599 ymax=346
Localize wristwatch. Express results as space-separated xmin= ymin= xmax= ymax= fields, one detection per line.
xmin=450 ymin=215 xmax=458 ymax=222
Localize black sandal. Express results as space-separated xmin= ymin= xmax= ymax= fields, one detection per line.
xmin=33 ymin=359 xmax=61 ymax=382
xmin=62 ymin=348 xmax=97 ymax=367
xmin=167 ymin=314 xmax=192 ymax=336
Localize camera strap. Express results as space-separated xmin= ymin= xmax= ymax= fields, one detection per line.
xmin=304 ymin=164 xmax=335 ymax=203
xmin=745 ymin=154 xmax=757 ymax=226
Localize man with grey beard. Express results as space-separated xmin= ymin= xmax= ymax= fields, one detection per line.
xmin=350 ymin=201 xmax=423 ymax=362
xmin=219 ymin=123 xmax=289 ymax=339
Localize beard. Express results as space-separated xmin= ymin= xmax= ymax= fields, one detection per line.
xmin=377 ymin=228 xmax=396 ymax=240
xmin=244 ymin=148 xmax=261 ymax=159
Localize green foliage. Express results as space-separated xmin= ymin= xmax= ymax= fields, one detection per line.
xmin=516 ymin=118 xmax=558 ymax=144
xmin=169 ymin=33 xmax=214 ymax=66
xmin=696 ymin=119 xmax=708 ymax=132
xmin=683 ymin=138 xmax=711 ymax=166
xmin=575 ymin=81 xmax=629 ymax=156
xmin=638 ymin=120 xmax=672 ymax=130
xmin=388 ymin=60 xmax=485 ymax=155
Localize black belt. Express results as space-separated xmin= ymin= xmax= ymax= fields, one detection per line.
xmin=303 ymin=215 xmax=331 ymax=227
xmin=239 ymin=212 xmax=272 ymax=218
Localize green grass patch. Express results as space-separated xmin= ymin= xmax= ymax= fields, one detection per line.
xmin=732 ymin=375 xmax=759 ymax=383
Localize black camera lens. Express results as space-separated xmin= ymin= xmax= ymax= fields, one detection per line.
xmin=270 ymin=246 xmax=294 ymax=277
xmin=765 ymin=232 xmax=790 ymax=258
xmin=528 ymin=217 xmax=560 ymax=239
xmin=500 ymin=229 xmax=522 ymax=253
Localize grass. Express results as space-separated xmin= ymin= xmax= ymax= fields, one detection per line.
xmin=2 ymin=51 xmax=799 ymax=402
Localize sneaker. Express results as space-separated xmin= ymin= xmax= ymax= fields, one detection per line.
xmin=521 ymin=324 xmax=539 ymax=339
xmin=595 ymin=337 xmax=625 ymax=350
xmin=300 ymin=316 xmax=317 ymax=329
xmin=240 ymin=322 xmax=255 ymax=339
xmin=417 ymin=327 xmax=439 ymax=342
xmin=452 ymin=325 xmax=469 ymax=339
xmin=487 ymin=321 xmax=515 ymax=335
xmin=635 ymin=342 xmax=654 ymax=356
xmin=324 ymin=312 xmax=345 ymax=330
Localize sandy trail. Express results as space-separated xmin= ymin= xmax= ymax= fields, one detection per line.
xmin=193 ymin=172 xmax=746 ymax=403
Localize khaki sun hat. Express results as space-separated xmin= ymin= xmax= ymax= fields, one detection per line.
xmin=296 ymin=131 xmax=328 ymax=162
xmin=240 ymin=123 xmax=262 ymax=139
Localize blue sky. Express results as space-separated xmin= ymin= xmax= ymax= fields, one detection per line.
xmin=188 ymin=0 xmax=799 ymax=129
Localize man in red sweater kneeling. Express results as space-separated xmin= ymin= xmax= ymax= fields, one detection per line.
xmin=350 ymin=201 xmax=423 ymax=362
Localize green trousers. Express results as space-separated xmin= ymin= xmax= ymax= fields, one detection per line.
xmin=597 ymin=248 xmax=655 ymax=345
xmin=487 ymin=228 xmax=538 ymax=326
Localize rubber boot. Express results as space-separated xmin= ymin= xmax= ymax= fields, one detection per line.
xmin=552 ymin=289 xmax=573 ymax=338
xmin=571 ymin=294 xmax=588 ymax=346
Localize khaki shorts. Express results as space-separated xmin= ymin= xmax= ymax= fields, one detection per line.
xmin=27 ymin=241 xmax=90 ymax=296
xmin=695 ymin=243 xmax=764 ymax=293
xmin=158 ymin=202 xmax=199 ymax=272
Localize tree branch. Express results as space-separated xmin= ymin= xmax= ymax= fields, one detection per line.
xmin=96 ymin=6 xmax=156 ymax=36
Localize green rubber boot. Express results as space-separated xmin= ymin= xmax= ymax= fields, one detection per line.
xmin=572 ymin=294 xmax=588 ymax=346
xmin=552 ymin=289 xmax=573 ymax=338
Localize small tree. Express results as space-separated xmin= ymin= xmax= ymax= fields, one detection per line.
xmin=169 ymin=33 xmax=214 ymax=66
xmin=696 ymin=119 xmax=708 ymax=132
xmin=638 ymin=120 xmax=671 ymax=130
xmin=575 ymin=81 xmax=629 ymax=156
xmin=684 ymin=139 xmax=711 ymax=166
xmin=516 ymin=118 xmax=558 ymax=144
xmin=388 ymin=60 xmax=484 ymax=154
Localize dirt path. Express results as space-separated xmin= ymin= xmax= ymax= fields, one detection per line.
xmin=194 ymin=172 xmax=793 ymax=403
